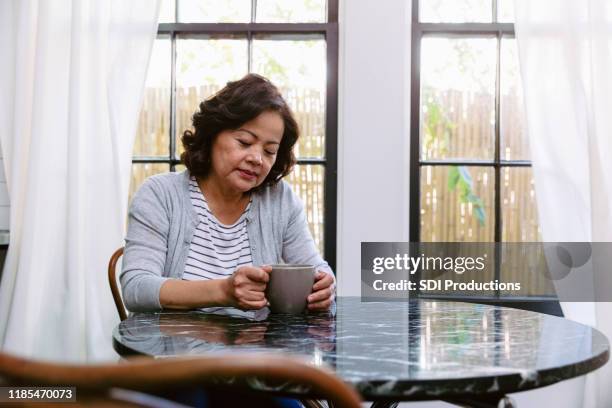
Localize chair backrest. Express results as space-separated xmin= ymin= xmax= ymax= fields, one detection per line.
xmin=0 ymin=351 xmax=362 ymax=408
xmin=108 ymin=247 xmax=127 ymax=321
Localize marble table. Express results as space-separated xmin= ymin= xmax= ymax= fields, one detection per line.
xmin=113 ymin=297 xmax=609 ymax=407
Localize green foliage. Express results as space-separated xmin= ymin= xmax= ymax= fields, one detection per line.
xmin=272 ymin=3 xmax=292 ymax=21
xmin=447 ymin=166 xmax=486 ymax=226
xmin=259 ymin=49 xmax=289 ymax=84
xmin=422 ymin=95 xmax=454 ymax=156
xmin=423 ymin=89 xmax=486 ymax=227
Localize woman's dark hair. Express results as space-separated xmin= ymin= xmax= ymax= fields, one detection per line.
xmin=181 ymin=74 xmax=298 ymax=190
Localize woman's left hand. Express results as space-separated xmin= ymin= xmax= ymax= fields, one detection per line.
xmin=307 ymin=271 xmax=335 ymax=312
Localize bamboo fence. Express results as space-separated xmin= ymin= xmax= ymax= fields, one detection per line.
xmin=420 ymin=88 xmax=539 ymax=243
xmin=420 ymin=88 xmax=552 ymax=296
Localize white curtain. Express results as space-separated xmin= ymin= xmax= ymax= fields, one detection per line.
xmin=0 ymin=0 xmax=160 ymax=362
xmin=515 ymin=0 xmax=612 ymax=406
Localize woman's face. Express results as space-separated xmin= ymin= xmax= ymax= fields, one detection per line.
xmin=209 ymin=110 xmax=285 ymax=194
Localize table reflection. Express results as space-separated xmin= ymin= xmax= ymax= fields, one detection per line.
xmin=114 ymin=298 xmax=608 ymax=401
xmin=118 ymin=306 xmax=336 ymax=368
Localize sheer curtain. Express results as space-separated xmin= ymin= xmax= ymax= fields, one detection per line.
xmin=0 ymin=0 xmax=160 ymax=361
xmin=514 ymin=0 xmax=612 ymax=406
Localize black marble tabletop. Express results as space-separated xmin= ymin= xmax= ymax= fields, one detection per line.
xmin=113 ymin=297 xmax=609 ymax=401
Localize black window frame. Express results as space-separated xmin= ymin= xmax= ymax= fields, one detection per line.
xmin=409 ymin=0 xmax=561 ymax=315
xmin=132 ymin=0 xmax=339 ymax=270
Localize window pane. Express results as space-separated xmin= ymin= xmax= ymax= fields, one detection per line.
xmin=420 ymin=37 xmax=496 ymax=160
xmin=175 ymin=36 xmax=248 ymax=157
xmin=129 ymin=163 xmax=170 ymax=203
xmin=501 ymin=167 xmax=540 ymax=242
xmin=420 ymin=166 xmax=494 ymax=242
xmin=285 ymin=164 xmax=325 ymax=255
xmin=419 ymin=0 xmax=493 ymax=23
xmin=252 ymin=35 xmax=326 ymax=158
xmin=134 ymin=37 xmax=171 ymax=157
xmin=159 ymin=0 xmax=176 ymax=23
xmin=497 ymin=0 xmax=515 ymax=23
xmin=178 ymin=0 xmax=250 ymax=23
xmin=500 ymin=37 xmax=529 ymax=160
xmin=256 ymin=0 xmax=326 ymax=23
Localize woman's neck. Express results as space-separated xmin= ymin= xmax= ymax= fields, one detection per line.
xmin=197 ymin=175 xmax=250 ymax=221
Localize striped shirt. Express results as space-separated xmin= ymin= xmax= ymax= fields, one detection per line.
xmin=183 ymin=177 xmax=253 ymax=282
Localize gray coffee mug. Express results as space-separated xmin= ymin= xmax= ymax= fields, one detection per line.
xmin=265 ymin=264 xmax=316 ymax=314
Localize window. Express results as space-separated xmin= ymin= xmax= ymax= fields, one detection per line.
xmin=130 ymin=0 xmax=338 ymax=268
xmin=410 ymin=0 xmax=558 ymax=307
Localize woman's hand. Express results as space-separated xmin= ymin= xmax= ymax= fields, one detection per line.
xmin=307 ymin=271 xmax=335 ymax=312
xmin=224 ymin=265 xmax=272 ymax=310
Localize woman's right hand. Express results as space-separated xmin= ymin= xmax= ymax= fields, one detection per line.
xmin=223 ymin=265 xmax=272 ymax=310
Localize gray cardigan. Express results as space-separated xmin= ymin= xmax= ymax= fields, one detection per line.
xmin=120 ymin=170 xmax=334 ymax=312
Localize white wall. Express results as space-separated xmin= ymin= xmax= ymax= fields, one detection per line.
xmin=338 ymin=1 xmax=586 ymax=407
xmin=337 ymin=0 xmax=411 ymax=297
xmin=0 ymin=145 xmax=9 ymax=230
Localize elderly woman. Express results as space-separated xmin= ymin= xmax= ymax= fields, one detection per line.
xmin=121 ymin=74 xmax=335 ymax=316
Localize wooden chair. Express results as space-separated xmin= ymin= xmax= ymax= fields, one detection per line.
xmin=108 ymin=247 xmax=127 ymax=321
xmin=0 ymin=351 xmax=361 ymax=408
